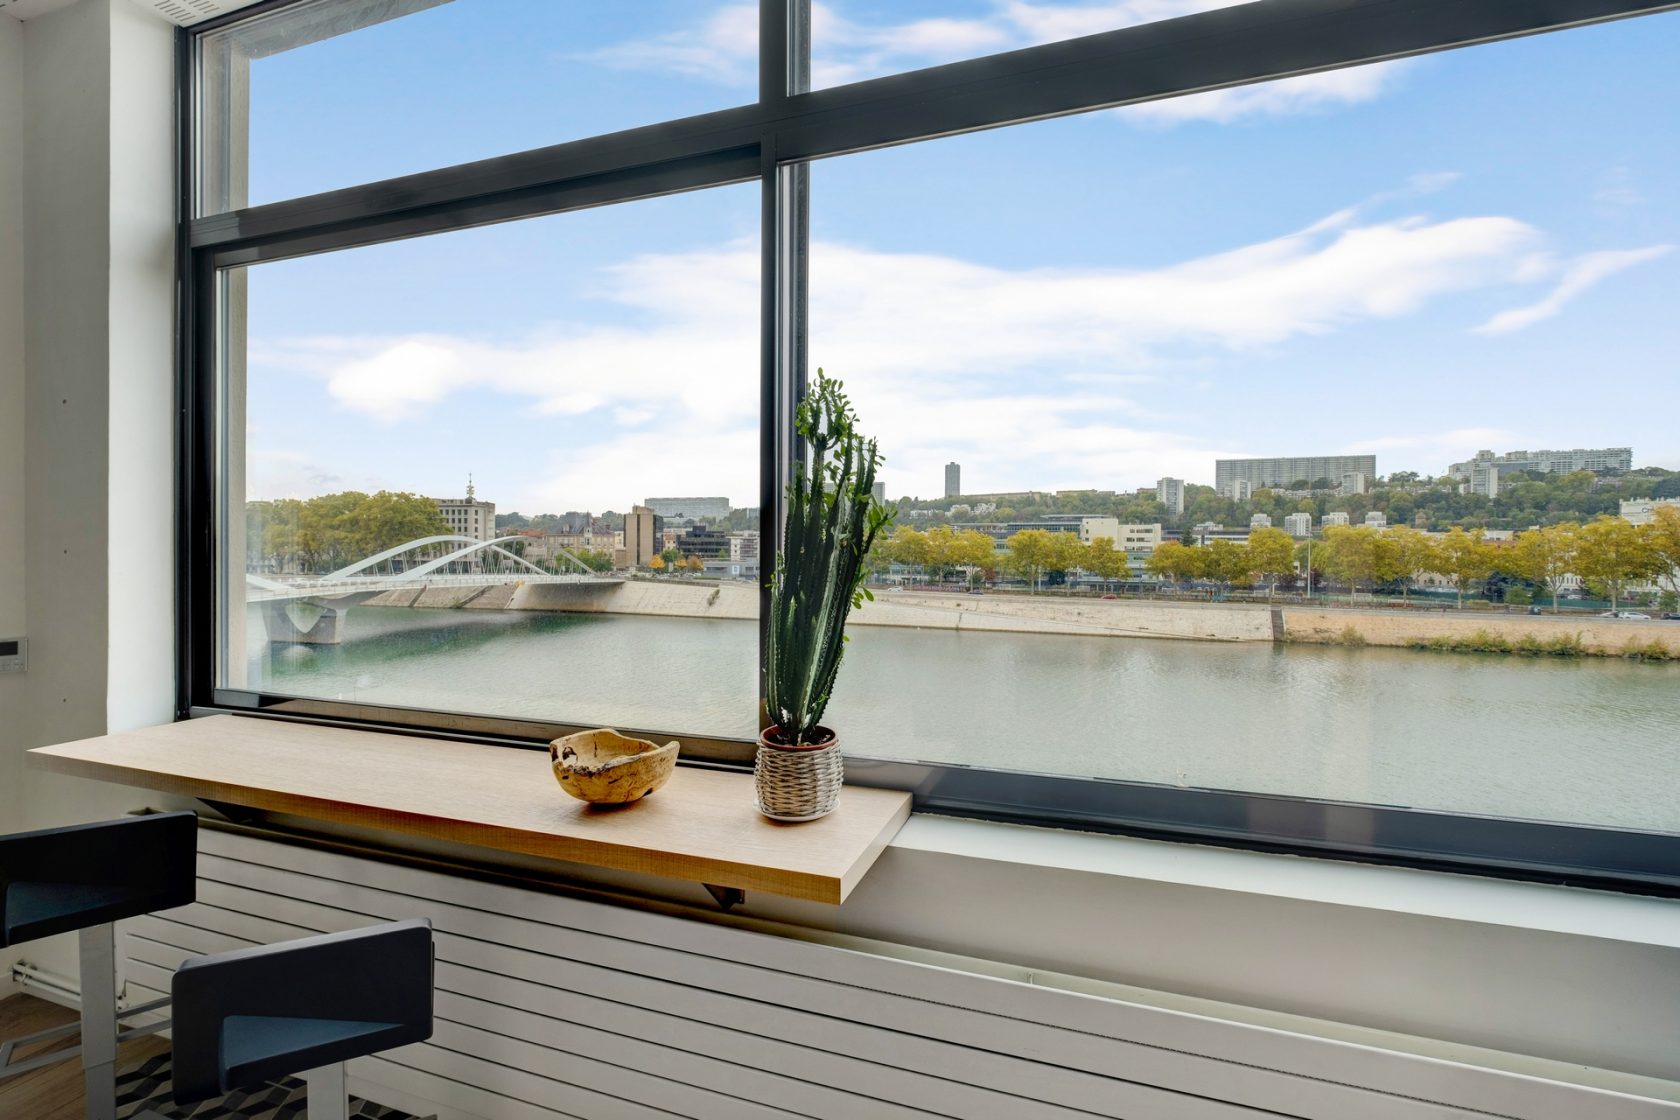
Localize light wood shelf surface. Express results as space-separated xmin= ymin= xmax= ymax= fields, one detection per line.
xmin=27 ymin=715 xmax=912 ymax=905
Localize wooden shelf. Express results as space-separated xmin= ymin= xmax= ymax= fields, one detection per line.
xmin=27 ymin=715 xmax=911 ymax=905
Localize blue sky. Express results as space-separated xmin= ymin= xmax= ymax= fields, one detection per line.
xmin=241 ymin=2 xmax=1680 ymax=514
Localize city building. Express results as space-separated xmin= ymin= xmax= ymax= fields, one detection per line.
xmin=1449 ymin=448 xmax=1633 ymax=497
xmin=434 ymin=476 xmax=496 ymax=541
xmin=944 ymin=462 xmax=961 ymax=498
xmin=676 ymin=524 xmax=731 ymax=560
xmin=643 ymin=496 xmax=731 ymax=522
xmin=1364 ymin=511 xmax=1387 ymax=528
xmin=624 ymin=504 xmax=661 ymax=567
xmin=872 ymin=481 xmax=886 ymax=504
xmin=728 ymin=531 xmax=760 ymax=565
xmin=1340 ymin=473 xmax=1369 ymax=496
xmin=1077 ymin=516 xmax=1120 ymax=545
xmin=1229 ymin=478 xmax=1254 ymax=502
xmin=1250 ymin=513 xmax=1272 ymax=529
xmin=1284 ymin=512 xmax=1313 ymax=538
xmin=1216 ymin=455 xmax=1377 ymax=494
xmin=1322 ymin=511 xmax=1351 ymax=527
xmin=1155 ymin=477 xmax=1185 ymax=515
xmin=1117 ymin=524 xmax=1163 ymax=552
xmin=1620 ymin=497 xmax=1680 ymax=525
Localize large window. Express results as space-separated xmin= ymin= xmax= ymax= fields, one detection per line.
xmin=184 ymin=0 xmax=1680 ymax=892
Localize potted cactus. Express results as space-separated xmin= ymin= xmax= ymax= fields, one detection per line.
xmin=758 ymin=371 xmax=895 ymax=821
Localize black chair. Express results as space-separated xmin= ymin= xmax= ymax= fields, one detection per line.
xmin=147 ymin=919 xmax=435 ymax=1120
xmin=0 ymin=811 xmax=198 ymax=1120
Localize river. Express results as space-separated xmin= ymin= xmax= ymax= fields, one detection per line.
xmin=247 ymin=606 xmax=1680 ymax=833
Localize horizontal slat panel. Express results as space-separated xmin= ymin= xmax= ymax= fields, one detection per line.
xmin=184 ymin=871 xmax=1284 ymax=1120
xmin=125 ymin=829 xmax=1678 ymax=1120
xmin=198 ymin=829 xmax=1663 ymax=1120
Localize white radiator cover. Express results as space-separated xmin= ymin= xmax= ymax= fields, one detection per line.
xmin=117 ymin=827 xmax=1677 ymax=1120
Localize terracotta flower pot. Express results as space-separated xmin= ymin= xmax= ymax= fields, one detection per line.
xmin=754 ymin=726 xmax=844 ymax=821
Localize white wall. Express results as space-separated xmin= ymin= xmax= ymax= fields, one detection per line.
xmin=0 ymin=16 xmax=28 ymax=932
xmin=1 ymin=0 xmax=178 ymax=986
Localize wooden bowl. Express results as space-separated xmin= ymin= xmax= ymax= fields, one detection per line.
xmin=549 ymin=729 xmax=678 ymax=805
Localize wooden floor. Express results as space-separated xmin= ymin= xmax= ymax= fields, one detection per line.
xmin=0 ymin=992 xmax=170 ymax=1120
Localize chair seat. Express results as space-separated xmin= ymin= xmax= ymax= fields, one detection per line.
xmin=221 ymin=1014 xmax=405 ymax=1089
xmin=2 ymin=880 xmax=150 ymax=945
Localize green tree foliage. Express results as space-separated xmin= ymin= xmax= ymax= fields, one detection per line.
xmin=1003 ymin=529 xmax=1059 ymax=591
xmin=1511 ymin=522 xmax=1579 ymax=613
xmin=1435 ymin=527 xmax=1494 ymax=608
xmin=247 ymin=491 xmax=451 ymax=574
xmin=1646 ymin=506 xmax=1680 ymax=604
xmin=1572 ymin=516 xmax=1659 ymax=610
xmin=1244 ymin=527 xmax=1296 ymax=599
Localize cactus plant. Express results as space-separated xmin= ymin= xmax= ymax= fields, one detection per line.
xmin=764 ymin=371 xmax=895 ymax=746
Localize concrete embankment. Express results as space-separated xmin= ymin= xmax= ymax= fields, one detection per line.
xmin=362 ymin=579 xmax=1674 ymax=657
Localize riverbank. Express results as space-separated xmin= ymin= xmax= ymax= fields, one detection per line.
xmin=362 ymin=579 xmax=1677 ymax=659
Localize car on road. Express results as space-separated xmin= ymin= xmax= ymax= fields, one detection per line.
xmin=1601 ymin=611 xmax=1653 ymax=620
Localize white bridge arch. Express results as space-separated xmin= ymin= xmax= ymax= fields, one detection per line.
xmin=321 ymin=534 xmax=593 ymax=581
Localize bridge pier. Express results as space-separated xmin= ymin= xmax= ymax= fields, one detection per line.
xmin=261 ymin=600 xmax=346 ymax=645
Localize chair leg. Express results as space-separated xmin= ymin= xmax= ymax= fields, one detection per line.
xmin=301 ymin=1061 xmax=349 ymax=1120
xmin=77 ymin=923 xmax=117 ymax=1120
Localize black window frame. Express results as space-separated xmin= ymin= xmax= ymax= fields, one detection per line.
xmin=177 ymin=0 xmax=1680 ymax=897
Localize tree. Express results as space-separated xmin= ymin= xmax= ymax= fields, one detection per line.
xmin=685 ymin=554 xmax=705 ymax=573
xmin=1083 ymin=537 xmax=1131 ymax=588
xmin=649 ymin=555 xmax=666 ymax=572
xmin=1245 ymin=527 xmax=1295 ymax=601
xmin=1573 ymin=516 xmax=1658 ymax=610
xmin=1146 ymin=540 xmax=1203 ymax=585
xmin=1203 ymin=539 xmax=1248 ymax=591
xmin=1046 ymin=532 xmax=1088 ymax=586
xmin=1647 ymin=506 xmax=1680 ymax=605
xmin=1004 ymin=529 xmax=1060 ymax=591
xmin=1318 ymin=525 xmax=1390 ymax=597
xmin=1435 ymin=527 xmax=1494 ymax=608
xmin=659 ymin=546 xmax=683 ymax=573
xmin=1384 ymin=526 xmax=1437 ymax=602
xmin=1511 ymin=522 xmax=1579 ymax=613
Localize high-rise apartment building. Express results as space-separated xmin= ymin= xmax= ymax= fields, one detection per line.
xmin=1155 ymin=477 xmax=1184 ymax=515
xmin=1283 ymin=512 xmax=1313 ymax=538
xmin=944 ymin=462 xmax=961 ymax=498
xmin=1322 ymin=511 xmax=1350 ymax=527
xmin=644 ymin=496 xmax=731 ymax=522
xmin=1216 ymin=455 xmax=1377 ymax=495
xmin=1449 ymin=448 xmax=1632 ymax=497
xmin=872 ymin=481 xmax=886 ymax=505
xmin=1250 ymin=512 xmax=1272 ymax=529
xmin=434 ymin=476 xmax=496 ymax=541
xmin=625 ymin=505 xmax=661 ymax=567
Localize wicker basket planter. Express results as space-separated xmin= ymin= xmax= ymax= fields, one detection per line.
xmin=755 ymin=727 xmax=844 ymax=821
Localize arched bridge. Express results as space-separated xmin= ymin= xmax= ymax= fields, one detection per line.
xmin=247 ymin=535 xmax=620 ymax=644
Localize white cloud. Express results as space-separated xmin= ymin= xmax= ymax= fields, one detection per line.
xmin=578 ymin=3 xmax=758 ymax=85
xmin=1472 ymin=245 xmax=1674 ymax=336
xmin=253 ymin=197 xmax=1575 ymax=510
xmin=1119 ymin=61 xmax=1408 ymax=125
xmin=582 ymin=1 xmax=1404 ymax=127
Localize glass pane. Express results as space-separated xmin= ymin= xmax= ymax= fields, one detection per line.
xmin=198 ymin=0 xmax=757 ymax=213
xmin=805 ymin=0 xmax=1259 ymax=90
xmin=219 ymin=184 xmax=762 ymax=741
xmin=808 ymin=15 xmax=1680 ymax=830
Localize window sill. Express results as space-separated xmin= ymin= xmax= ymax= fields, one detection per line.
xmin=888 ymin=812 xmax=1680 ymax=948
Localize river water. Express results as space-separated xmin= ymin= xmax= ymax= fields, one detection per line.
xmin=248 ymin=606 xmax=1680 ymax=833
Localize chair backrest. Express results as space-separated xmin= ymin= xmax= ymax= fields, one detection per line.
xmin=171 ymin=918 xmax=435 ymax=1103
xmin=0 ymin=811 xmax=197 ymax=947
